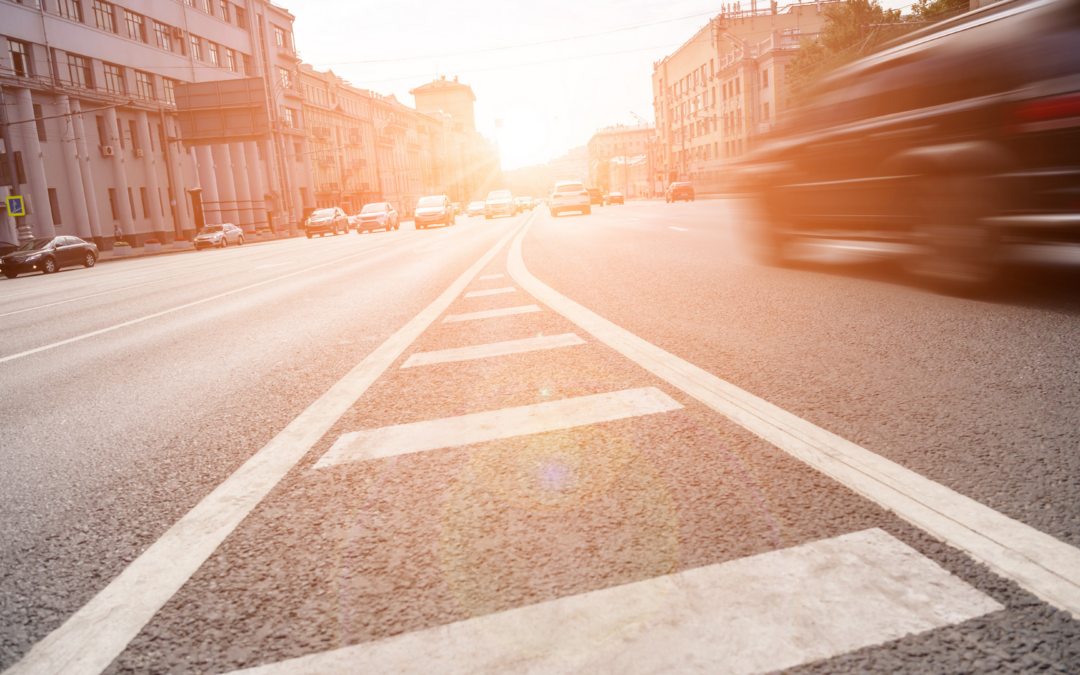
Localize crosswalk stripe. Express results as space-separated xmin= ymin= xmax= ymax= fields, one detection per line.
xmin=222 ymin=529 xmax=1002 ymax=675
xmin=442 ymin=304 xmax=541 ymax=323
xmin=314 ymin=386 xmax=681 ymax=469
xmin=401 ymin=333 xmax=584 ymax=368
xmin=464 ymin=286 xmax=515 ymax=297
xmin=478 ymin=273 xmax=504 ymax=280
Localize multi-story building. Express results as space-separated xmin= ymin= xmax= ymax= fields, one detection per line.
xmin=651 ymin=2 xmax=832 ymax=191
xmin=586 ymin=124 xmax=654 ymax=191
xmin=546 ymin=145 xmax=589 ymax=187
xmin=0 ymin=0 xmax=315 ymax=247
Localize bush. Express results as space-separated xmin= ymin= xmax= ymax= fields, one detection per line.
xmin=173 ymin=237 xmax=187 ymax=242
xmin=145 ymin=238 xmax=160 ymax=244
xmin=114 ymin=241 xmax=131 ymax=247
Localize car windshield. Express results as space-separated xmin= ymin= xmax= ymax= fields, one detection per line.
xmin=469 ymin=202 xmax=484 ymax=208
xmin=198 ymin=225 xmax=223 ymax=234
xmin=417 ymin=197 xmax=444 ymax=208
xmin=361 ymin=203 xmax=387 ymax=214
xmin=311 ymin=209 xmax=336 ymax=219
xmin=556 ymin=183 xmax=585 ymax=193
xmin=487 ymin=190 xmax=511 ymax=200
xmin=16 ymin=238 xmax=54 ymax=251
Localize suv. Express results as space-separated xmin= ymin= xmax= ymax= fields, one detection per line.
xmin=414 ymin=195 xmax=456 ymax=229
xmin=550 ymin=181 xmax=592 ymax=217
xmin=485 ymin=190 xmax=517 ymax=219
xmin=304 ymin=207 xmax=349 ymax=238
xmin=666 ymin=183 xmax=695 ymax=202
xmin=587 ymin=188 xmax=604 ymax=206
xmin=746 ymin=0 xmax=1080 ymax=291
xmin=355 ymin=202 xmax=399 ymax=233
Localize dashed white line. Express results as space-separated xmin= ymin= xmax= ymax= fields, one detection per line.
xmin=478 ymin=273 xmax=504 ymax=280
xmin=401 ymin=333 xmax=585 ymax=368
xmin=669 ymin=226 xmax=688 ymax=231
xmin=442 ymin=304 xmax=541 ymax=323
xmin=314 ymin=387 xmax=681 ymax=469
xmin=463 ymin=286 xmax=515 ymax=298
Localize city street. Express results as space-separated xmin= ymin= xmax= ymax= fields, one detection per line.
xmin=3 ymin=201 xmax=1080 ymax=674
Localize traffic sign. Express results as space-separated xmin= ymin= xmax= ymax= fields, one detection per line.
xmin=5 ymin=195 xmax=25 ymax=217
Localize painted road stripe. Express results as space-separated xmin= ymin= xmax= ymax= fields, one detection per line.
xmin=401 ymin=333 xmax=584 ymax=368
xmin=442 ymin=304 xmax=541 ymax=323
xmin=314 ymin=387 xmax=681 ymax=469
xmin=508 ymin=217 xmax=1080 ymax=618
xmin=478 ymin=273 xmax=504 ymax=280
xmin=2 ymin=214 xmax=539 ymax=675
xmin=225 ymin=529 xmax=1002 ymax=675
xmin=669 ymin=226 xmax=688 ymax=231
xmin=463 ymin=286 xmax=515 ymax=297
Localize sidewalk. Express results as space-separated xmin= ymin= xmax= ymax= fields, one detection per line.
xmin=97 ymin=232 xmax=299 ymax=264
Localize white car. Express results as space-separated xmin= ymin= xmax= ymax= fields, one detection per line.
xmin=549 ymin=181 xmax=591 ymax=217
xmin=195 ymin=223 xmax=245 ymax=249
xmin=466 ymin=201 xmax=486 ymax=217
xmin=485 ymin=190 xmax=517 ymax=219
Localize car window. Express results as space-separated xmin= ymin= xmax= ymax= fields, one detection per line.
xmin=417 ymin=196 xmax=445 ymax=208
xmin=487 ymin=190 xmax=512 ymax=199
xmin=556 ymin=183 xmax=585 ymax=193
xmin=361 ymin=204 xmax=387 ymax=214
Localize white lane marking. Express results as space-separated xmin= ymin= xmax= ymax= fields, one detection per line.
xmin=463 ymin=286 xmax=515 ymax=298
xmin=442 ymin=304 xmax=541 ymax=323
xmin=2 ymin=215 xmax=536 ymax=675
xmin=669 ymin=226 xmax=688 ymax=231
xmin=0 ymin=273 xmax=194 ymax=318
xmin=315 ymin=387 xmax=681 ymax=469
xmin=250 ymin=263 xmax=290 ymax=270
xmin=508 ymin=219 xmax=1080 ymax=618
xmin=0 ymin=238 xmax=417 ymax=365
xmin=478 ymin=273 xmax=504 ymax=280
xmin=401 ymin=333 xmax=584 ymax=369
xmin=223 ymin=529 xmax=1002 ymax=675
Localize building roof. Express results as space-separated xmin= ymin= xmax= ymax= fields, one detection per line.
xmin=409 ymin=77 xmax=477 ymax=102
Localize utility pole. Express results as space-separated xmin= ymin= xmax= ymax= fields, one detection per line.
xmin=0 ymin=88 xmax=31 ymax=242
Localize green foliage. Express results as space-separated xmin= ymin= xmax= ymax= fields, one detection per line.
xmin=910 ymin=0 xmax=970 ymax=22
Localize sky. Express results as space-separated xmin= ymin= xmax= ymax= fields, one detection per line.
xmin=293 ymin=0 xmax=915 ymax=170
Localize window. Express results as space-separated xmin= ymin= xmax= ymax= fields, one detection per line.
xmin=278 ymin=66 xmax=291 ymax=89
xmin=49 ymin=188 xmax=62 ymax=225
xmin=92 ymin=0 xmax=115 ymax=32
xmin=163 ymin=78 xmax=176 ymax=105
xmin=135 ymin=71 xmax=155 ymax=100
xmin=208 ymin=42 xmax=219 ymax=67
xmin=242 ymin=54 xmax=253 ymax=75
xmin=96 ymin=115 xmax=108 ymax=145
xmin=125 ymin=10 xmax=145 ymax=41
xmin=218 ymin=0 xmax=229 ymax=21
xmin=157 ymin=123 xmax=165 ymax=150
xmin=128 ymin=120 xmax=139 ymax=150
xmin=108 ymin=188 xmax=118 ymax=220
xmin=225 ymin=48 xmax=236 ymax=71
xmin=762 ymin=68 xmax=769 ymax=89
xmin=763 ymin=102 xmax=770 ymax=121
xmin=57 ymin=0 xmax=82 ymax=22
xmin=234 ymin=6 xmax=245 ymax=28
xmin=189 ymin=35 xmax=202 ymax=60
xmin=103 ymin=63 xmax=124 ymax=94
xmin=128 ymin=188 xmax=136 ymax=220
xmin=9 ymin=40 xmax=31 ymax=78
xmin=33 ymin=104 xmax=46 ymax=142
xmin=273 ymin=25 xmax=286 ymax=48
xmin=153 ymin=21 xmax=172 ymax=50
xmin=68 ymin=54 xmax=92 ymax=88
xmin=140 ymin=188 xmax=150 ymax=218
xmin=281 ymin=107 xmax=294 ymax=128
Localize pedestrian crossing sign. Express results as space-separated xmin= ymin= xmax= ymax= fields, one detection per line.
xmin=5 ymin=195 xmax=25 ymax=217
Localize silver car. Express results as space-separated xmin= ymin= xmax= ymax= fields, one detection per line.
xmin=194 ymin=223 xmax=245 ymax=250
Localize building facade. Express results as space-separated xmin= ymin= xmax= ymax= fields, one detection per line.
xmin=0 ymin=0 xmax=315 ymax=247
xmin=546 ymin=145 xmax=589 ymax=187
xmin=651 ymin=2 xmax=832 ymax=191
xmin=586 ymin=124 xmax=654 ymax=191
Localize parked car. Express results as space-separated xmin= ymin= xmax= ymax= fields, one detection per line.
xmin=195 ymin=223 xmax=245 ymax=250
xmin=485 ymin=190 xmax=518 ymax=219
xmin=666 ymin=182 xmax=695 ymax=202
xmin=356 ymin=202 xmax=399 ymax=233
xmin=550 ymin=181 xmax=592 ymax=217
xmin=607 ymin=191 xmax=625 ymax=205
xmin=466 ymin=201 xmax=486 ymax=217
xmin=304 ymin=207 xmax=349 ymax=238
xmin=1 ymin=236 xmax=98 ymax=278
xmin=414 ymin=195 xmax=457 ymax=229
xmin=587 ymin=188 xmax=605 ymax=206
xmin=744 ymin=0 xmax=1080 ymax=291
xmin=452 ymin=202 xmax=463 ymax=216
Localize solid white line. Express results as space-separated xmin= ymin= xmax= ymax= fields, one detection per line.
xmin=224 ymin=529 xmax=1002 ymax=675
xmin=315 ymin=387 xmax=681 ymax=469
xmin=478 ymin=273 xmax=504 ymax=280
xmin=463 ymin=286 xmax=515 ymax=297
xmin=442 ymin=304 xmax=541 ymax=323
xmin=2 ymin=215 xmax=535 ymax=675
xmin=669 ymin=226 xmax=688 ymax=231
xmin=401 ymin=333 xmax=584 ymax=368
xmin=507 ymin=218 xmax=1080 ymax=618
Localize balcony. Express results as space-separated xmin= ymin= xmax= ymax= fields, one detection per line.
xmin=277 ymin=46 xmax=301 ymax=62
xmin=385 ymin=116 xmax=408 ymax=132
xmin=377 ymin=135 xmax=395 ymax=147
xmin=282 ymin=86 xmax=304 ymax=100
xmin=407 ymin=142 xmax=421 ymax=153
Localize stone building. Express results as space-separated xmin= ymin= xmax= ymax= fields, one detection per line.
xmin=586 ymin=124 xmax=653 ymax=191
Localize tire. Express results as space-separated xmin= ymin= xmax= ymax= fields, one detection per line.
xmin=42 ymin=257 xmax=57 ymax=274
xmin=551 ymin=209 xmax=559 ymax=217
xmin=307 ymin=231 xmax=313 ymax=239
xmin=4 ymin=271 xmax=17 ymax=279
xmin=220 ymin=238 xmax=227 ymax=248
xmin=83 ymin=252 xmax=97 ymax=268
xmin=237 ymin=236 xmax=244 ymax=246
xmin=485 ymin=214 xmax=492 ymax=220
xmin=583 ymin=206 xmax=592 ymax=215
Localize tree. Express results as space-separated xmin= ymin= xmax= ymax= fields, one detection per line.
xmin=910 ymin=0 xmax=970 ymax=22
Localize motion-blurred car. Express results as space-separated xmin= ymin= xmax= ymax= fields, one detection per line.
xmin=744 ymin=0 xmax=1080 ymax=292
xmin=518 ymin=196 xmax=534 ymax=211
xmin=485 ymin=190 xmax=518 ymax=219
xmin=587 ymin=188 xmax=604 ymax=206
xmin=414 ymin=195 xmax=457 ymax=229
xmin=607 ymin=191 xmax=625 ymax=205
xmin=666 ymin=183 xmax=695 ymax=202
xmin=2 ymin=236 xmax=98 ymax=277
xmin=466 ymin=201 xmax=486 ymax=217
xmin=195 ymin=223 xmax=245 ymax=249
xmin=356 ymin=202 xmax=399 ymax=233
xmin=452 ymin=202 xmax=463 ymax=216
xmin=304 ymin=208 xmax=349 ymax=238
xmin=550 ymin=181 xmax=592 ymax=217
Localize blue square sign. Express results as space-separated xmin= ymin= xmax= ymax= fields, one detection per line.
xmin=5 ymin=195 xmax=25 ymax=217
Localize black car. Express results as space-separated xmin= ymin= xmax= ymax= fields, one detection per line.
xmin=587 ymin=188 xmax=605 ymax=206
xmin=666 ymin=182 xmax=695 ymax=202
xmin=304 ymin=207 xmax=350 ymax=238
xmin=607 ymin=191 xmax=625 ymax=205
xmin=2 ymin=236 xmax=98 ymax=278
xmin=746 ymin=0 xmax=1080 ymax=291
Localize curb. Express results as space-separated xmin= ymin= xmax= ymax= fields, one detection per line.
xmin=97 ymin=234 xmax=300 ymax=265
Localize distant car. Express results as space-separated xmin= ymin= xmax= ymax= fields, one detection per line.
xmin=466 ymin=201 xmax=486 ymax=217
xmin=356 ymin=202 xmax=399 ymax=233
xmin=304 ymin=207 xmax=349 ymax=238
xmin=607 ymin=191 xmax=625 ymax=205
xmin=587 ymin=188 xmax=604 ymax=206
xmin=550 ymin=181 xmax=591 ymax=217
xmin=1 ymin=236 xmax=98 ymax=278
xmin=414 ymin=195 xmax=456 ymax=229
xmin=452 ymin=202 xmax=463 ymax=216
xmin=195 ymin=223 xmax=245 ymax=249
xmin=485 ymin=190 xmax=517 ymax=219
xmin=666 ymin=182 xmax=695 ymax=203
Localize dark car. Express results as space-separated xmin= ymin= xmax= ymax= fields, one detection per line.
xmin=607 ymin=191 xmax=625 ymax=205
xmin=414 ymin=195 xmax=456 ymax=229
xmin=2 ymin=236 xmax=98 ymax=278
xmin=304 ymin=207 xmax=349 ymax=238
xmin=356 ymin=202 xmax=399 ymax=233
xmin=666 ymin=182 xmax=695 ymax=202
xmin=745 ymin=0 xmax=1080 ymax=291
xmin=587 ymin=188 xmax=605 ymax=206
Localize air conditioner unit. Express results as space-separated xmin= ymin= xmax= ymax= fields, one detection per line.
xmin=134 ymin=149 xmax=144 ymax=158
xmin=173 ymin=26 xmax=183 ymax=38
xmin=100 ymin=145 xmax=115 ymax=157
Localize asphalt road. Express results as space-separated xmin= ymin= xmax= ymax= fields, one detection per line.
xmin=2 ymin=203 xmax=1079 ymax=674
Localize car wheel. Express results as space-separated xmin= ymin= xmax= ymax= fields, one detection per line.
xmin=221 ymin=238 xmax=227 ymax=248
xmin=583 ymin=206 xmax=592 ymax=215
xmin=238 ymin=236 xmax=244 ymax=246
xmin=4 ymin=271 xmax=18 ymax=279
xmin=485 ymin=214 xmax=492 ymax=220
xmin=83 ymin=252 xmax=97 ymax=268
xmin=306 ymin=231 xmax=313 ymax=239
xmin=42 ymin=257 xmax=57 ymax=274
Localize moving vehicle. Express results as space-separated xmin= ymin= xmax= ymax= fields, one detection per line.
xmin=466 ymin=201 xmax=486 ymax=217
xmin=1 ymin=236 xmax=98 ymax=278
xmin=414 ymin=195 xmax=456 ymax=229
xmin=550 ymin=181 xmax=592 ymax=217
xmin=666 ymin=183 xmax=695 ymax=202
xmin=485 ymin=190 xmax=518 ymax=219
xmin=452 ymin=202 xmax=463 ymax=216
xmin=744 ymin=0 xmax=1080 ymax=291
xmin=195 ymin=223 xmax=245 ymax=249
xmin=356 ymin=202 xmax=399 ymax=233
xmin=304 ymin=208 xmax=349 ymax=238
xmin=607 ymin=191 xmax=625 ymax=205
xmin=587 ymin=188 xmax=604 ymax=206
